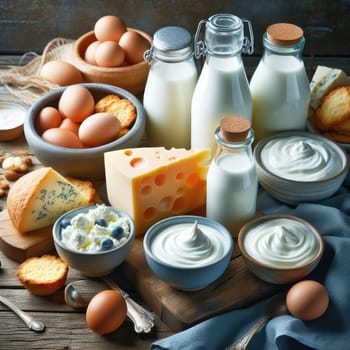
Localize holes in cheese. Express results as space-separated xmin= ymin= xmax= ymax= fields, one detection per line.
xmin=104 ymin=147 xmax=210 ymax=236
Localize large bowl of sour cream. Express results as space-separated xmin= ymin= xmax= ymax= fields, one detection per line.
xmin=143 ymin=215 xmax=233 ymax=291
xmin=238 ymin=215 xmax=324 ymax=284
xmin=254 ymin=131 xmax=349 ymax=204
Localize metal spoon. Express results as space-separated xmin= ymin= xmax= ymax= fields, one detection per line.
xmin=227 ymin=294 xmax=288 ymax=350
xmin=0 ymin=295 xmax=45 ymax=332
xmin=64 ymin=279 xmax=155 ymax=333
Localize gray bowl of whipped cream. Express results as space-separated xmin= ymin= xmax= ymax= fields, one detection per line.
xmin=143 ymin=215 xmax=233 ymax=291
xmin=254 ymin=131 xmax=349 ymax=205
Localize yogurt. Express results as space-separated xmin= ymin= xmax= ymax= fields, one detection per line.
xmin=243 ymin=218 xmax=321 ymax=268
xmin=150 ymin=221 xmax=226 ymax=267
xmin=261 ymin=135 xmax=344 ymax=181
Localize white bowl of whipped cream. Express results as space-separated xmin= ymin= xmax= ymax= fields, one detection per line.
xmin=254 ymin=131 xmax=349 ymax=205
xmin=143 ymin=215 xmax=233 ymax=291
xmin=238 ymin=214 xmax=324 ymax=284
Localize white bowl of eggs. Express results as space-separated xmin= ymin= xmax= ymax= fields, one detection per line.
xmin=72 ymin=15 xmax=152 ymax=95
xmin=24 ymin=83 xmax=145 ymax=180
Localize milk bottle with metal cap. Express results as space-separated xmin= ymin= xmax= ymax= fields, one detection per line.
xmin=143 ymin=26 xmax=198 ymax=149
xmin=191 ymin=13 xmax=254 ymax=155
xmin=250 ymin=23 xmax=310 ymax=143
xmin=206 ymin=116 xmax=258 ymax=237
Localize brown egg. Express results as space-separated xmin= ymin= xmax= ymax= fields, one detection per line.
xmin=42 ymin=128 xmax=84 ymax=148
xmin=40 ymin=60 xmax=83 ymax=86
xmin=95 ymin=41 xmax=125 ymax=67
xmin=58 ymin=85 xmax=95 ymax=123
xmin=59 ymin=118 xmax=80 ymax=135
xmin=286 ymin=280 xmax=329 ymax=320
xmin=94 ymin=15 xmax=126 ymax=42
xmin=86 ymin=290 xmax=127 ymax=334
xmin=79 ymin=112 xmax=121 ymax=147
xmin=36 ymin=106 xmax=62 ymax=134
xmin=84 ymin=41 xmax=100 ymax=65
xmin=119 ymin=31 xmax=151 ymax=65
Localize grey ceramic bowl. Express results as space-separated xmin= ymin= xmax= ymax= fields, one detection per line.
xmin=53 ymin=205 xmax=135 ymax=277
xmin=238 ymin=214 xmax=324 ymax=284
xmin=24 ymin=83 xmax=145 ymax=180
xmin=143 ymin=215 xmax=233 ymax=291
xmin=254 ymin=131 xmax=349 ymax=205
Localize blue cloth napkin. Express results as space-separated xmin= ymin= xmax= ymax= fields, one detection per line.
xmin=151 ymin=173 xmax=350 ymax=350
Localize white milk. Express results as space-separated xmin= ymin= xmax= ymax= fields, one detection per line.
xmin=144 ymin=60 xmax=198 ymax=149
xmin=191 ymin=56 xmax=252 ymax=155
xmin=250 ymin=54 xmax=310 ymax=143
xmin=206 ymin=152 xmax=258 ymax=236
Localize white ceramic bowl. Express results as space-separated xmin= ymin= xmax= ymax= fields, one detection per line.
xmin=238 ymin=214 xmax=325 ymax=284
xmin=254 ymin=131 xmax=349 ymax=204
xmin=0 ymin=101 xmax=26 ymax=141
xmin=53 ymin=205 xmax=135 ymax=277
xmin=24 ymin=83 xmax=145 ymax=180
xmin=143 ymin=215 xmax=233 ymax=291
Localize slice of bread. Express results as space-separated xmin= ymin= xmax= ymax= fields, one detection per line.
xmin=16 ymin=255 xmax=68 ymax=296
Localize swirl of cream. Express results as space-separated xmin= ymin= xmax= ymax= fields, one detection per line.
xmin=243 ymin=218 xmax=321 ymax=268
xmin=151 ymin=221 xmax=225 ymax=267
xmin=261 ymin=136 xmax=343 ymax=181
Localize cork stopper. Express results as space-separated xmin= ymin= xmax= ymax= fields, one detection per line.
xmin=266 ymin=23 xmax=303 ymax=46
xmin=219 ymin=116 xmax=251 ymax=142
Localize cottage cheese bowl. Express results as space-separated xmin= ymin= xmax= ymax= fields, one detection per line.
xmin=24 ymin=83 xmax=145 ymax=180
xmin=53 ymin=205 xmax=135 ymax=277
xmin=254 ymin=131 xmax=349 ymax=204
xmin=238 ymin=215 xmax=324 ymax=284
xmin=143 ymin=215 xmax=233 ymax=291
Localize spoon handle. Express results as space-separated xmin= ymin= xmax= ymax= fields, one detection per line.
xmin=227 ymin=316 xmax=269 ymax=350
xmin=0 ymin=295 xmax=45 ymax=332
xmin=103 ymin=277 xmax=155 ymax=333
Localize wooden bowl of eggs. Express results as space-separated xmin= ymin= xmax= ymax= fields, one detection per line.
xmin=24 ymin=83 xmax=145 ymax=180
xmin=73 ymin=27 xmax=152 ymax=95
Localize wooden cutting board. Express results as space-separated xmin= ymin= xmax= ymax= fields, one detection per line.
xmin=122 ymin=238 xmax=282 ymax=332
xmin=0 ymin=210 xmax=54 ymax=262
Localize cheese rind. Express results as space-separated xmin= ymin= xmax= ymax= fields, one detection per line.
xmin=104 ymin=147 xmax=210 ymax=236
xmin=7 ymin=167 xmax=90 ymax=232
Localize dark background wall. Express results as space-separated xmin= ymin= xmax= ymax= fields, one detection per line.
xmin=1 ymin=0 xmax=350 ymax=75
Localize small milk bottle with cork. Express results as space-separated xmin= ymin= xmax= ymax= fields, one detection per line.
xmin=206 ymin=116 xmax=258 ymax=237
xmin=250 ymin=23 xmax=310 ymax=143
xmin=143 ymin=26 xmax=198 ymax=149
xmin=191 ymin=13 xmax=254 ymax=155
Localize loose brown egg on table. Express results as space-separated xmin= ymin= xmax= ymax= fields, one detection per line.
xmin=86 ymin=290 xmax=127 ymax=334
xmin=286 ymin=280 xmax=329 ymax=320
xmin=119 ymin=31 xmax=151 ymax=65
xmin=94 ymin=15 xmax=127 ymax=42
xmin=79 ymin=112 xmax=121 ymax=147
xmin=95 ymin=41 xmax=125 ymax=67
xmin=35 ymin=106 xmax=62 ymax=134
xmin=58 ymin=85 xmax=95 ymax=123
xmin=42 ymin=128 xmax=84 ymax=149
xmin=39 ymin=60 xmax=83 ymax=86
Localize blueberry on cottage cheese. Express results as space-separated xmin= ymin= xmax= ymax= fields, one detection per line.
xmin=111 ymin=226 xmax=125 ymax=240
xmin=60 ymin=218 xmax=71 ymax=229
xmin=100 ymin=238 xmax=114 ymax=250
xmin=95 ymin=218 xmax=107 ymax=227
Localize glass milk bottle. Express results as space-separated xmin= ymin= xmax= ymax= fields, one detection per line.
xmin=250 ymin=23 xmax=310 ymax=143
xmin=143 ymin=26 xmax=198 ymax=149
xmin=206 ymin=116 xmax=258 ymax=237
xmin=191 ymin=13 xmax=254 ymax=155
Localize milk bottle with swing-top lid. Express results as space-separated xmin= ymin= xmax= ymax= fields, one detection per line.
xmin=191 ymin=13 xmax=254 ymax=155
xmin=143 ymin=26 xmax=198 ymax=149
xmin=250 ymin=23 xmax=310 ymax=143
xmin=206 ymin=116 xmax=258 ymax=237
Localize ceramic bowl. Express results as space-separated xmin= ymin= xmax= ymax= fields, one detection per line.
xmin=143 ymin=215 xmax=233 ymax=291
xmin=0 ymin=101 xmax=26 ymax=141
xmin=238 ymin=214 xmax=324 ymax=284
xmin=73 ymin=29 xmax=152 ymax=95
xmin=24 ymin=83 xmax=145 ymax=180
xmin=53 ymin=205 xmax=135 ymax=277
xmin=254 ymin=131 xmax=349 ymax=205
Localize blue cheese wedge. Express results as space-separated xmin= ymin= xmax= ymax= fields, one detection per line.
xmin=7 ymin=167 xmax=91 ymax=232
xmin=310 ymin=66 xmax=350 ymax=111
